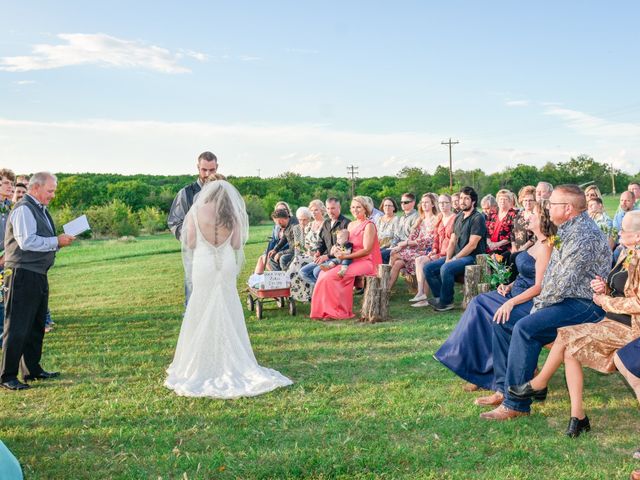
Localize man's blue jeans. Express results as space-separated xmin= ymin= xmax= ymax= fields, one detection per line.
xmin=380 ymin=248 xmax=392 ymax=264
xmin=492 ymin=298 xmax=604 ymax=412
xmin=299 ymin=262 xmax=322 ymax=285
xmin=423 ymin=256 xmax=475 ymax=305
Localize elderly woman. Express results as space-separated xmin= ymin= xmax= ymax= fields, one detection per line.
xmin=288 ymin=202 xmax=325 ymax=302
xmin=509 ymin=210 xmax=640 ymax=437
xmin=486 ymin=189 xmax=518 ymax=256
xmin=511 ymin=186 xmax=536 ymax=253
xmin=387 ymin=193 xmax=438 ymax=290
xmin=434 ymin=201 xmax=554 ymax=394
xmin=411 ymin=194 xmax=456 ymax=305
xmin=480 ymin=194 xmax=498 ymax=219
xmin=310 ymin=196 xmax=382 ymax=319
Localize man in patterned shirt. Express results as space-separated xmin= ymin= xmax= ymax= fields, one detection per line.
xmin=479 ymin=184 xmax=611 ymax=420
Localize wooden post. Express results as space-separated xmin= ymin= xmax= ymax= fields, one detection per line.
xmin=475 ymin=254 xmax=490 ymax=282
xmin=477 ymin=283 xmax=491 ymax=295
xmin=360 ymin=264 xmax=392 ymax=323
xmin=462 ymin=265 xmax=483 ymax=309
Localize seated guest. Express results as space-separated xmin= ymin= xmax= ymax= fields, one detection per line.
xmin=310 ymin=196 xmax=381 ymax=319
xmin=363 ymin=196 xmax=383 ymax=223
xmin=376 ymin=197 xmax=400 ymax=264
xmin=434 ymin=201 xmax=554 ymax=393
xmin=480 ymin=194 xmax=497 ymax=219
xmin=588 ymin=197 xmax=613 ymax=230
xmin=613 ymin=191 xmax=637 ymax=233
xmin=584 ymin=184 xmax=602 ymax=202
xmin=424 ymin=186 xmax=487 ymax=312
xmin=387 ymin=193 xmax=438 ymax=290
xmin=511 ymin=186 xmax=536 ymax=254
xmin=299 ymin=197 xmax=350 ymax=287
xmin=451 ymin=192 xmax=461 ymax=214
xmin=486 ymin=189 xmax=517 ymax=256
xmin=390 ymin=193 xmax=419 ymax=253
xmin=254 ymin=201 xmax=296 ymax=274
xmin=535 ymin=181 xmax=553 ymax=202
xmin=288 ymin=204 xmax=324 ymax=302
xmin=412 ymin=194 xmax=456 ymax=306
xmin=268 ymin=209 xmax=297 ymax=271
xmin=508 ymin=211 xmax=640 ymax=436
xmin=479 ymin=184 xmax=611 ymax=421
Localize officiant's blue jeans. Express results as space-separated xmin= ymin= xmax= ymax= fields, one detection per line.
xmin=492 ymin=298 xmax=604 ymax=413
xmin=423 ymin=256 xmax=475 ymax=305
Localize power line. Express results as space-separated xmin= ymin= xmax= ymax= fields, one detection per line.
xmin=441 ymin=138 xmax=459 ymax=193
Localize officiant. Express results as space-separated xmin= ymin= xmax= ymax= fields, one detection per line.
xmin=0 ymin=172 xmax=75 ymax=391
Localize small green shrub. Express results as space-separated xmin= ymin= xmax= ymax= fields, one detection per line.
xmin=138 ymin=206 xmax=166 ymax=234
xmin=86 ymin=200 xmax=140 ymax=238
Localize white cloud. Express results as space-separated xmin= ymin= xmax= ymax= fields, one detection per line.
xmin=13 ymin=80 xmax=36 ymax=85
xmin=544 ymin=106 xmax=640 ymax=138
xmin=285 ymin=48 xmax=319 ymax=55
xmin=505 ymin=100 xmax=530 ymax=107
xmin=0 ymin=33 xmax=206 ymax=73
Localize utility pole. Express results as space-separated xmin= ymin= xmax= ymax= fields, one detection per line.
xmin=257 ymin=168 xmax=261 ymax=178
xmin=346 ymin=165 xmax=359 ymax=199
xmin=610 ymin=162 xmax=616 ymax=195
xmin=441 ymin=138 xmax=459 ymax=193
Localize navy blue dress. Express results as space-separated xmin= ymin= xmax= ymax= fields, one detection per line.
xmin=618 ymin=337 xmax=640 ymax=377
xmin=434 ymin=250 xmax=537 ymax=390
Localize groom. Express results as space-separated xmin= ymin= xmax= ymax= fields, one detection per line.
xmin=1 ymin=172 xmax=75 ymax=391
xmin=168 ymin=151 xmax=218 ymax=241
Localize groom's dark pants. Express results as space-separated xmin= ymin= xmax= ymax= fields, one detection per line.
xmin=0 ymin=268 xmax=49 ymax=382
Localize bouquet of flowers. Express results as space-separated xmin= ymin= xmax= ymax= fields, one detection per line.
xmin=486 ymin=254 xmax=511 ymax=288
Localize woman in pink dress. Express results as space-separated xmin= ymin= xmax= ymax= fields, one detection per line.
xmin=310 ymin=196 xmax=382 ymax=320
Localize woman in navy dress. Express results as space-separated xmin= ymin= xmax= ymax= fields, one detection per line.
xmin=434 ymin=202 xmax=555 ymax=396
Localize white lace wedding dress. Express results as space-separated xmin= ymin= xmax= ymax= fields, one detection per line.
xmin=165 ymin=180 xmax=292 ymax=398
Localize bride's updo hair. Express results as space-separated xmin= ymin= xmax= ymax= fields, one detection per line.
xmin=203 ymin=173 xmax=227 ymax=184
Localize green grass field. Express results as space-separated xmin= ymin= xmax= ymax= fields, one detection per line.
xmin=1 ymin=224 xmax=638 ymax=479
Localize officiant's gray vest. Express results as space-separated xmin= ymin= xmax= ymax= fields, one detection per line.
xmin=4 ymin=195 xmax=57 ymax=274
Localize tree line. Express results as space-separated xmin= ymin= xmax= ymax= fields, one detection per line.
xmin=48 ymin=154 xmax=636 ymax=231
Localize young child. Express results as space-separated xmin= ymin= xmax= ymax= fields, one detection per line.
xmin=320 ymin=229 xmax=353 ymax=278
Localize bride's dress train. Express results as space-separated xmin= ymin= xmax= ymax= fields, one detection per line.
xmin=165 ymin=181 xmax=292 ymax=398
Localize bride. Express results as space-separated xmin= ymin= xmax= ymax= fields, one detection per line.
xmin=165 ymin=179 xmax=293 ymax=398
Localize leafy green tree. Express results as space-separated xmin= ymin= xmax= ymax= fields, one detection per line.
xmin=107 ymin=180 xmax=151 ymax=210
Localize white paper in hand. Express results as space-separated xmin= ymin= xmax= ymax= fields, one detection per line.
xmin=63 ymin=215 xmax=91 ymax=236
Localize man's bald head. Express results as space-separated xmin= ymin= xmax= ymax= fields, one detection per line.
xmin=620 ymin=191 xmax=636 ymax=212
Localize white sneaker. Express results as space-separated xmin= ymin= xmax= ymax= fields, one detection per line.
xmin=411 ymin=300 xmax=430 ymax=307
xmin=409 ymin=293 xmax=427 ymax=303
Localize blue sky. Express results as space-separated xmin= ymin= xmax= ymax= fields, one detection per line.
xmin=1 ymin=1 xmax=640 ymax=177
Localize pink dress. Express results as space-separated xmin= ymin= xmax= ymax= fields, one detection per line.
xmin=310 ymin=220 xmax=382 ymax=319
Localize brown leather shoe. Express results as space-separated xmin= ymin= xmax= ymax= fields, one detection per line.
xmin=474 ymin=392 xmax=504 ymax=406
xmin=479 ymin=404 xmax=530 ymax=421
xmin=630 ymin=469 xmax=640 ymax=480
xmin=463 ymin=382 xmax=479 ymax=392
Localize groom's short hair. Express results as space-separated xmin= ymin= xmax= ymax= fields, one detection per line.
xmin=198 ymin=151 xmax=217 ymax=164
xmin=326 ymin=197 xmax=340 ymax=204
